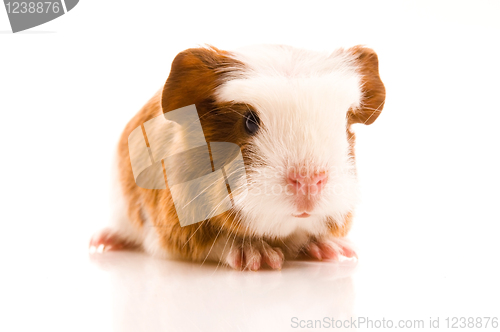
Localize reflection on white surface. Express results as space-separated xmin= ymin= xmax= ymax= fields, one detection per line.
xmin=90 ymin=252 xmax=357 ymax=332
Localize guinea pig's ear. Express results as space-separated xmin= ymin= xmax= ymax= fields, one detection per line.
xmin=161 ymin=46 xmax=242 ymax=113
xmin=347 ymin=46 xmax=386 ymax=125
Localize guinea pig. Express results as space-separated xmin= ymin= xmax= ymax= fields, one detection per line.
xmin=89 ymin=44 xmax=386 ymax=270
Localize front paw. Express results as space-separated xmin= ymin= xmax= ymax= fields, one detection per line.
xmin=225 ymin=241 xmax=285 ymax=271
xmin=302 ymin=237 xmax=357 ymax=261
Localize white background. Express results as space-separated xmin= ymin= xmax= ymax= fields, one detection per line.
xmin=1 ymin=1 xmax=499 ymax=331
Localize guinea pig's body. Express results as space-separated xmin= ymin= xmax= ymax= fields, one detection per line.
xmin=90 ymin=44 xmax=385 ymax=270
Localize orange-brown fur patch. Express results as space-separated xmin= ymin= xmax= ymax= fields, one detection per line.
xmin=347 ymin=46 xmax=386 ymax=125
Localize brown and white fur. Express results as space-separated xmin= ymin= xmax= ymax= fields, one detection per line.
xmin=90 ymin=44 xmax=385 ymax=270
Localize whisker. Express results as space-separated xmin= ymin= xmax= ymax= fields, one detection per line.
xmin=181 ymin=219 xmax=207 ymax=249
xmin=200 ymin=224 xmax=225 ymax=267
xmin=180 ymin=174 xmax=229 ymax=209
xmin=201 ymin=204 xmax=241 ymax=267
xmin=210 ymin=211 xmax=241 ymax=274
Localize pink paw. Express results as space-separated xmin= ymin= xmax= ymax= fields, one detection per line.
xmin=303 ymin=237 xmax=357 ymax=261
xmin=226 ymin=241 xmax=285 ymax=271
xmin=89 ymin=229 xmax=130 ymax=254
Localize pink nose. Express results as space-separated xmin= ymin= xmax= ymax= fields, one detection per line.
xmin=286 ymin=168 xmax=328 ymax=196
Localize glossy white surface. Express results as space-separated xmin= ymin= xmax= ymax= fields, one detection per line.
xmin=1 ymin=1 xmax=500 ymax=331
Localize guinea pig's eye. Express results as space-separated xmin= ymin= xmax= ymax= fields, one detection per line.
xmin=244 ymin=111 xmax=260 ymax=135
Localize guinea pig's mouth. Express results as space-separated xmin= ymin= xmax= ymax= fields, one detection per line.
xmin=292 ymin=212 xmax=311 ymax=218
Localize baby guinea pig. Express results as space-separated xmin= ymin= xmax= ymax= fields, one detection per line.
xmin=89 ymin=44 xmax=386 ymax=270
